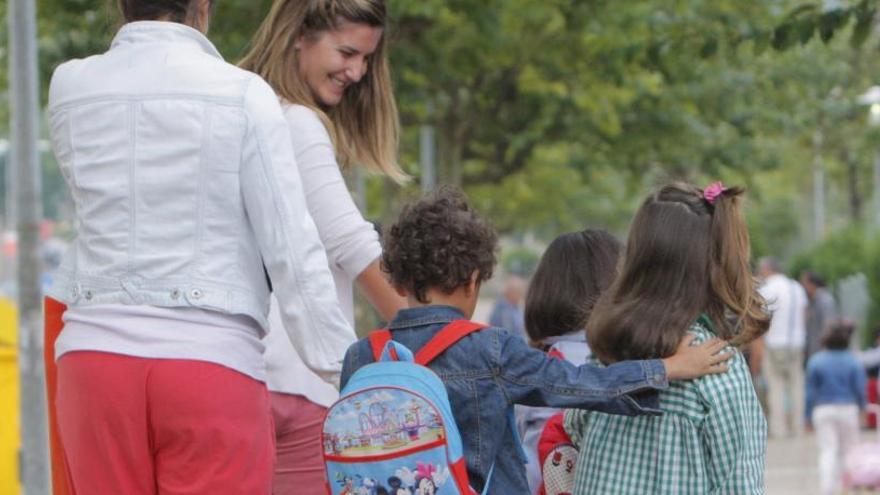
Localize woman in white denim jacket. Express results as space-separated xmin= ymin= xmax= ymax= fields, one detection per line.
xmin=239 ymin=1 xmax=408 ymax=492
xmin=46 ymin=1 xmax=355 ymax=492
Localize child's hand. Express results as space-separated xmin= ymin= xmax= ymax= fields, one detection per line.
xmin=662 ymin=335 xmax=731 ymax=381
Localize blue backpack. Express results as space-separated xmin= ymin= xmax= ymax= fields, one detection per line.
xmin=322 ymin=320 xmax=488 ymax=495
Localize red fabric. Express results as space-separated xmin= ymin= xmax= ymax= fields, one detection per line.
xmin=414 ymin=320 xmax=487 ymax=365
xmin=368 ymin=330 xmax=393 ymax=362
xmin=537 ymin=413 xmax=573 ymax=468
xmin=449 ymin=457 xmax=475 ymax=494
xmin=56 ymin=351 xmax=275 ymax=495
xmin=547 ymin=348 xmax=565 ymax=361
xmin=368 ymin=320 xmax=486 ymax=365
xmin=868 ymin=378 xmax=879 ymax=429
xmin=270 ymin=393 xmax=328 ymax=495
xmin=44 ymin=297 xmax=74 ymax=495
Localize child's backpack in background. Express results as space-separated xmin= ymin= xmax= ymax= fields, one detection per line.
xmin=536 ymin=413 xmax=576 ymax=495
xmin=322 ymin=320 xmax=487 ymax=495
xmin=516 ymin=338 xmax=586 ymax=495
xmin=845 ymin=404 xmax=880 ymax=490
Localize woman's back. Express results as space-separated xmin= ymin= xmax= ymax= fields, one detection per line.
xmin=565 ymin=316 xmax=766 ymax=495
xmin=49 ymin=21 xmax=266 ymax=318
xmin=48 ymin=20 xmax=354 ymax=382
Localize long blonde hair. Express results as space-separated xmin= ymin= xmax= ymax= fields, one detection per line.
xmin=239 ymin=0 xmax=406 ymax=183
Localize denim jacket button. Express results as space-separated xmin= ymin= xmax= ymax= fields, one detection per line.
xmin=654 ymin=374 xmax=664 ymax=382
xmin=84 ymin=289 xmax=94 ymax=300
xmin=190 ymin=288 xmax=203 ymax=300
xmin=171 ymin=288 xmax=181 ymax=300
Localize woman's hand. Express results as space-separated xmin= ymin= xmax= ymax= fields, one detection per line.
xmin=662 ymin=335 xmax=732 ymax=381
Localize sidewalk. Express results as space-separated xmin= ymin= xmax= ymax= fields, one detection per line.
xmin=766 ymin=434 xmax=820 ymax=495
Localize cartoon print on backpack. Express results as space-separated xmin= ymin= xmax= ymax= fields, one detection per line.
xmin=331 ymin=463 xmax=450 ymax=495
xmin=387 ymin=476 xmax=410 ymax=495
xmin=411 ymin=462 xmax=448 ymax=495
xmin=542 ymin=444 xmax=578 ymax=495
xmin=325 ymin=322 xmax=489 ymax=495
xmin=324 ymin=389 xmax=445 ymax=457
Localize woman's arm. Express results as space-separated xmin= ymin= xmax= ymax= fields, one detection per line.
xmin=283 ymin=105 xmax=406 ymax=320
xmin=356 ymin=260 xmax=407 ymax=321
xmin=240 ymin=79 xmax=355 ymax=387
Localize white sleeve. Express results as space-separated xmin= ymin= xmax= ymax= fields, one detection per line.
xmin=239 ymin=78 xmax=356 ymax=387
xmin=283 ymin=105 xmax=382 ymax=278
xmin=759 ymin=279 xmax=780 ymax=313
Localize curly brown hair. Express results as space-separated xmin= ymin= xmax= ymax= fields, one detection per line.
xmin=381 ymin=186 xmax=498 ymax=304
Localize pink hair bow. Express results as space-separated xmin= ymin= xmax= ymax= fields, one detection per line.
xmin=703 ymin=181 xmax=727 ymax=205
xmin=416 ymin=461 xmax=436 ymax=480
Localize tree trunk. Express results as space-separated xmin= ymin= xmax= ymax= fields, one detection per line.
xmin=845 ymin=150 xmax=862 ymax=222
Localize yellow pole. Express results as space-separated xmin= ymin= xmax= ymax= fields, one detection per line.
xmin=0 ymin=297 xmax=20 ymax=495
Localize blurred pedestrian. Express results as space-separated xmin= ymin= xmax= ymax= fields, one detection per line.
xmin=490 ymin=275 xmax=527 ymax=340
xmin=800 ymin=270 xmax=839 ymax=363
xmin=806 ymin=321 xmax=867 ymax=495
xmin=759 ymin=256 xmax=808 ymax=437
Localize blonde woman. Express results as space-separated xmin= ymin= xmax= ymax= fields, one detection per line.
xmin=240 ymin=1 xmax=407 ymax=492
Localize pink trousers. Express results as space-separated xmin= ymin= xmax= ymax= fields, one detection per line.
xmin=270 ymin=392 xmax=328 ymax=495
xmin=56 ymin=351 xmax=275 ymax=495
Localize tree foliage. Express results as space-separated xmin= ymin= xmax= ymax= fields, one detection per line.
xmin=2 ymin=0 xmax=880 ymax=249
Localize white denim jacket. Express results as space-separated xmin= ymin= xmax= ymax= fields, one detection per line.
xmin=46 ymin=21 xmax=356 ymax=385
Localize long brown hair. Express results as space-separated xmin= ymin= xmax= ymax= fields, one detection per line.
xmin=587 ymin=182 xmax=769 ymax=363
xmin=524 ymin=229 xmax=622 ymax=342
xmin=239 ymin=0 xmax=406 ymax=182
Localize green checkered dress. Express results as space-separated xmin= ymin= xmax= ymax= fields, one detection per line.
xmin=564 ymin=316 xmax=767 ymax=494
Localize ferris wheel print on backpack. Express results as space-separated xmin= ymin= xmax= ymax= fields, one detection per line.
xmin=322 ymin=320 xmax=488 ymax=495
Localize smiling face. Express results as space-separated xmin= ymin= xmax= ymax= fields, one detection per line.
xmin=295 ymin=20 xmax=383 ymax=107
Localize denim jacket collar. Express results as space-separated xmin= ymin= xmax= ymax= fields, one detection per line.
xmin=388 ymin=305 xmax=466 ymax=330
xmin=111 ymin=21 xmax=223 ymax=60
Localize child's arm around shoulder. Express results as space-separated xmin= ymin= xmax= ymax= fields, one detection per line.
xmin=663 ymin=334 xmax=732 ymax=381
xmin=493 ymin=328 xmax=667 ymax=415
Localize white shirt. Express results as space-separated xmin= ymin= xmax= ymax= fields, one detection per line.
xmin=262 ymin=104 xmax=383 ymax=406
xmin=759 ymin=273 xmax=808 ymax=349
xmin=47 ymin=22 xmax=355 ymax=385
xmin=58 ymin=305 xmax=266 ymax=381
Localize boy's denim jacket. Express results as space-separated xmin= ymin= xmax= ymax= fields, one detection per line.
xmin=340 ymin=306 xmax=669 ymax=494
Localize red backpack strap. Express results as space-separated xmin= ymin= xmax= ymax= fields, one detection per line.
xmin=415 ymin=319 xmax=487 ymax=366
xmin=368 ymin=329 xmax=394 ymax=362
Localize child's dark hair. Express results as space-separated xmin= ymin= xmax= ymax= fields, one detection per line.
xmin=381 ymin=186 xmax=497 ymax=303
xmin=524 ymin=229 xmax=622 ymax=342
xmin=823 ymin=321 xmax=854 ymax=350
xmin=588 ymin=182 xmax=770 ymax=363
xmin=801 ymin=270 xmax=826 ymax=288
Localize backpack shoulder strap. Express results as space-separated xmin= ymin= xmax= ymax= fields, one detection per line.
xmin=415 ymin=319 xmax=487 ymax=366
xmin=368 ymin=329 xmax=394 ymax=362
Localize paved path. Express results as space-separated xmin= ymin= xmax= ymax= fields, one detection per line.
xmin=766 ymin=432 xmax=880 ymax=494
xmin=766 ymin=435 xmax=821 ymax=494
